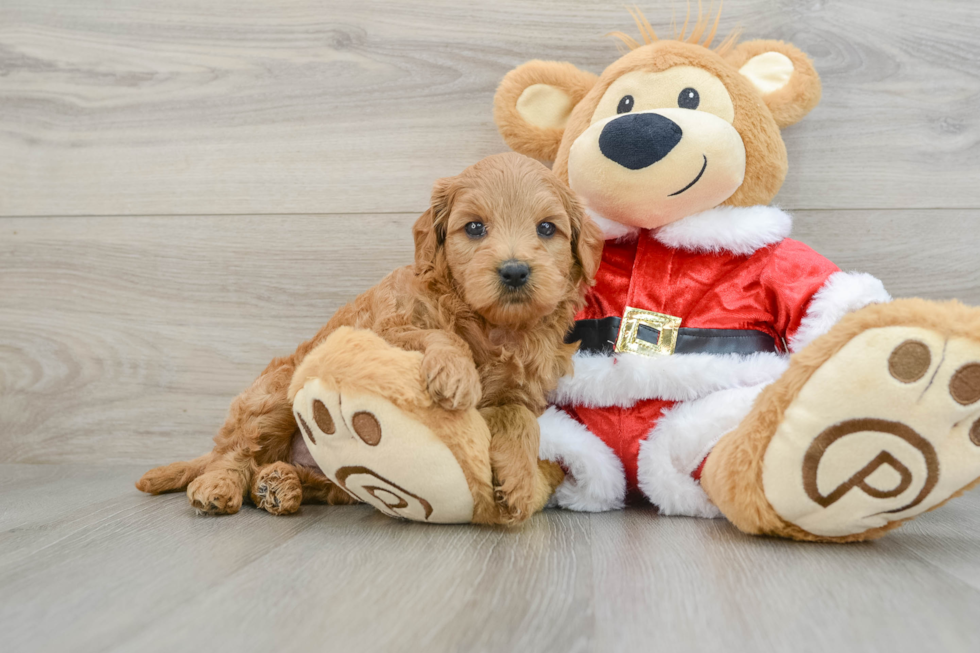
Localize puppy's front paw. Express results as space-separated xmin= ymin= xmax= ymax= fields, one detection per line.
xmin=421 ymin=351 xmax=482 ymax=411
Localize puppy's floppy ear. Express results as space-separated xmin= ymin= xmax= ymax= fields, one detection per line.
xmin=494 ymin=61 xmax=598 ymax=161
xmin=726 ymin=40 xmax=822 ymax=128
xmin=552 ymin=180 xmax=602 ymax=285
xmin=413 ymin=176 xmax=457 ymax=277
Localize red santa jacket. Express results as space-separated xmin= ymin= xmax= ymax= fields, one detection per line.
xmin=577 ymin=217 xmax=838 ymax=344
xmin=538 ymin=206 xmax=891 ymax=516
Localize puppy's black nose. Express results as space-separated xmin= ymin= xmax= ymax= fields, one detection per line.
xmin=498 ymin=260 xmax=530 ymax=289
xmin=599 ymin=112 xmax=682 ymax=170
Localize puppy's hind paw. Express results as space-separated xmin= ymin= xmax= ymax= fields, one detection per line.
xmin=493 ymin=478 xmax=536 ymax=526
xmin=251 ymin=462 xmax=302 ymax=515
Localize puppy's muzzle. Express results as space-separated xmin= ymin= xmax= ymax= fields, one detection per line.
xmin=599 ymin=112 xmax=682 ymax=170
xmin=498 ymin=259 xmax=530 ymax=289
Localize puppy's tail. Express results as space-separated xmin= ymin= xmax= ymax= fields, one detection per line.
xmin=136 ymin=453 xmax=213 ymax=494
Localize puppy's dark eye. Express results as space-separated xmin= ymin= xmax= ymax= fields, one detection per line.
xmin=678 ymin=87 xmax=700 ymax=110
xmin=537 ymin=222 xmax=556 ymax=238
xmin=464 ymin=221 xmax=486 ymax=238
xmin=616 ymin=95 xmax=634 ymax=114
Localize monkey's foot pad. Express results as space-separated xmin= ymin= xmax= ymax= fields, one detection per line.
xmin=762 ymin=326 xmax=980 ymax=538
xmin=293 ymin=377 xmax=475 ymax=523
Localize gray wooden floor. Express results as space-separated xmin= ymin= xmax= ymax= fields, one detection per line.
xmin=3 ymin=465 xmax=980 ymax=653
xmin=2 ymin=1 xmax=980 ymax=651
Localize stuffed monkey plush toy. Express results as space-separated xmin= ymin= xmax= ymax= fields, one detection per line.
xmin=493 ymin=10 xmax=980 ymax=542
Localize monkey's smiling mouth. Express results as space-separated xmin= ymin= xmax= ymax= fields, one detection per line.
xmin=668 ymin=154 xmax=708 ymax=197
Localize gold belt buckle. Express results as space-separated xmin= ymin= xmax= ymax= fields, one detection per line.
xmin=614 ymin=306 xmax=683 ymax=356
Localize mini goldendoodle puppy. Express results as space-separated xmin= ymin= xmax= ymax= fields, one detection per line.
xmin=137 ymin=152 xmax=603 ymax=522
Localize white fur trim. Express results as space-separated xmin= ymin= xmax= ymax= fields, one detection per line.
xmin=585 ymin=207 xmax=640 ymax=241
xmin=637 ymin=384 xmax=767 ymax=518
xmin=653 ymin=205 xmax=792 ymax=256
xmin=789 ymin=271 xmax=892 ymax=352
xmin=551 ymin=351 xmax=789 ymax=407
xmin=538 ymin=406 xmax=626 ymax=512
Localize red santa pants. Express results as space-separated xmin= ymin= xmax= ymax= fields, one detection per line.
xmin=561 ymin=398 xmax=696 ymax=504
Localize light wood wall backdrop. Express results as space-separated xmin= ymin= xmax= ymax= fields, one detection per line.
xmin=2 ymin=0 xmax=978 ymax=464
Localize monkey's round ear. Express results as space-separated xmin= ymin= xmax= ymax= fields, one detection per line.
xmin=726 ymin=40 xmax=822 ymax=128
xmin=494 ymin=61 xmax=598 ymax=161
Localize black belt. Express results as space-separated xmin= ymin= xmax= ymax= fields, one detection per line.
xmin=566 ymin=316 xmax=779 ymax=356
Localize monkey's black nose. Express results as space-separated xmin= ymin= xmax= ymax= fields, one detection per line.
xmin=599 ymin=112 xmax=683 ymax=170
xmin=498 ymin=260 xmax=530 ymax=289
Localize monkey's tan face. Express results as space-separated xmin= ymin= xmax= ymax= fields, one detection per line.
xmin=568 ymin=66 xmax=746 ymax=230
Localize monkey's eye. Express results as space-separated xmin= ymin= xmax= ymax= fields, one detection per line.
xmin=537 ymin=221 xmax=556 ymax=238
xmin=678 ymin=87 xmax=700 ymax=110
xmin=465 ymin=221 xmax=487 ymax=238
xmin=616 ymin=95 xmax=634 ymax=114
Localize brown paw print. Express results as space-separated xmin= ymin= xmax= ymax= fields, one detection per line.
xmin=889 ymin=339 xmax=980 ymax=442
xmin=763 ymin=326 xmax=980 ymax=538
xmin=291 ymin=378 xmax=478 ymax=523
xmin=297 ymin=400 xmax=381 ymax=447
